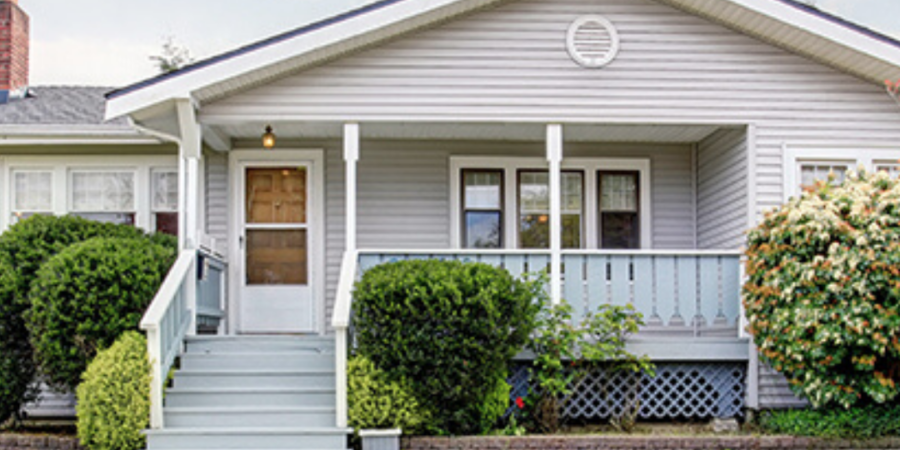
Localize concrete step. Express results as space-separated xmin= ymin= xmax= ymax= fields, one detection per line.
xmin=163 ymin=407 xmax=336 ymax=428
xmin=164 ymin=388 xmax=335 ymax=408
xmin=145 ymin=427 xmax=350 ymax=449
xmin=179 ymin=353 xmax=334 ymax=371
xmin=172 ymin=370 xmax=335 ymax=389
xmin=185 ymin=336 xmax=334 ymax=354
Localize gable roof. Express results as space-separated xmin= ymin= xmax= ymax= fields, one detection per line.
xmin=106 ymin=0 xmax=900 ymax=120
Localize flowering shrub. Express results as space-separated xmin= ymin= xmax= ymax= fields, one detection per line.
xmin=744 ymin=170 xmax=900 ymax=408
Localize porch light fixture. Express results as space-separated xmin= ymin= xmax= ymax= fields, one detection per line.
xmin=262 ymin=125 xmax=276 ymax=149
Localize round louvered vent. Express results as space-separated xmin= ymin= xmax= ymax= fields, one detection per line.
xmin=566 ymin=15 xmax=620 ymax=68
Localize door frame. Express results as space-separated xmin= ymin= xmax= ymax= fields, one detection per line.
xmin=228 ymin=149 xmax=326 ymax=335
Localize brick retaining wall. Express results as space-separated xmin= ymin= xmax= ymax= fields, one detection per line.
xmin=0 ymin=434 xmax=83 ymax=450
xmin=403 ymin=435 xmax=900 ymax=450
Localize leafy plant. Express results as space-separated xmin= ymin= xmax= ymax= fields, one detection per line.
xmin=27 ymin=237 xmax=176 ymax=391
xmin=758 ymin=404 xmax=900 ymax=438
xmin=76 ymin=331 xmax=149 ymax=450
xmin=352 ymin=259 xmax=543 ymax=435
xmin=527 ymin=302 xmax=654 ymax=433
xmin=744 ymin=170 xmax=900 ymax=408
xmin=348 ymin=355 xmax=429 ymax=434
xmin=0 ymin=215 xmax=146 ymax=424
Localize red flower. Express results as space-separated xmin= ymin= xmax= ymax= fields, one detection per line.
xmin=515 ymin=397 xmax=525 ymax=409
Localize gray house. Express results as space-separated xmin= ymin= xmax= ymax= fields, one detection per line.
xmin=28 ymin=0 xmax=900 ymax=447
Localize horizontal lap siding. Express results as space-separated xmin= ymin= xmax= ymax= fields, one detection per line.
xmin=205 ymin=151 xmax=229 ymax=255
xmin=211 ymin=0 xmax=900 ymax=409
xmin=697 ymin=128 xmax=747 ymax=249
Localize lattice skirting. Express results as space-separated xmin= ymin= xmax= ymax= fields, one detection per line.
xmin=507 ymin=362 xmax=746 ymax=420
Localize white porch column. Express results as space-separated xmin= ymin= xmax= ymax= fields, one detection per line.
xmin=176 ymin=98 xmax=201 ymax=336
xmin=547 ymin=124 xmax=563 ymax=305
xmin=344 ymin=123 xmax=359 ymax=252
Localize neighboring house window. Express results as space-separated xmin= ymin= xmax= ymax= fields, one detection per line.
xmin=517 ymin=170 xmax=583 ymax=249
xmin=151 ymin=170 xmax=179 ymax=236
xmin=462 ymin=170 xmax=502 ymax=248
xmin=70 ymin=170 xmax=136 ymax=225
xmin=599 ymin=171 xmax=640 ymax=249
xmin=797 ymin=162 xmax=850 ymax=192
xmin=875 ymin=162 xmax=900 ymax=179
xmin=11 ymin=170 xmax=52 ymax=223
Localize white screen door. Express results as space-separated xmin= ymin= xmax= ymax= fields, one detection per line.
xmin=239 ymin=166 xmax=314 ymax=333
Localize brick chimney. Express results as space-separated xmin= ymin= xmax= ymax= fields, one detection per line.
xmin=0 ymin=0 xmax=28 ymax=103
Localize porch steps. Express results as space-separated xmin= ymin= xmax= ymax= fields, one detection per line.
xmin=146 ymin=335 xmax=349 ymax=450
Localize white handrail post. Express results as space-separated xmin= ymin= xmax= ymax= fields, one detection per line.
xmin=547 ymin=124 xmax=563 ymax=305
xmin=146 ymin=326 xmax=164 ymax=429
xmin=335 ymin=328 xmax=348 ymax=428
xmin=177 ymin=99 xmax=201 ymax=336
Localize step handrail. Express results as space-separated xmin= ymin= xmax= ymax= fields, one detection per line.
xmin=331 ymin=250 xmax=358 ymax=429
xmin=140 ymin=250 xmax=196 ymax=429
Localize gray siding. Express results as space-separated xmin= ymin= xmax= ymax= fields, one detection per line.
xmin=697 ymin=128 xmax=748 ymax=249
xmin=21 ymin=383 xmax=75 ymax=419
xmin=205 ymin=151 xmax=229 ymax=255
xmin=759 ymin=364 xmax=808 ymax=409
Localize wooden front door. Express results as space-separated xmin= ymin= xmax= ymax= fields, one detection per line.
xmin=239 ymin=166 xmax=314 ymax=333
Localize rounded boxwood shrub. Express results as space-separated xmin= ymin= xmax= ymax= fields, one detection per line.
xmin=27 ymin=237 xmax=177 ymax=391
xmin=0 ymin=215 xmax=146 ymax=423
xmin=348 ymin=355 xmax=429 ymax=434
xmin=744 ymin=170 xmax=900 ymax=408
xmin=352 ymin=259 xmax=543 ymax=435
xmin=76 ymin=331 xmax=149 ymax=450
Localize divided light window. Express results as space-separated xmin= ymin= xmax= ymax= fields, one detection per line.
xmin=70 ymin=170 xmax=136 ymax=225
xmin=11 ymin=170 xmax=53 ymax=223
xmin=151 ymin=170 xmax=179 ymax=236
xmin=798 ymin=162 xmax=850 ymax=192
xmin=599 ymin=171 xmax=639 ymax=249
xmin=462 ymin=170 xmax=503 ymax=248
xmin=518 ymin=170 xmax=583 ymax=249
xmin=875 ymin=162 xmax=900 ymax=180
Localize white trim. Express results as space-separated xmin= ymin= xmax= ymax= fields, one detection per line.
xmin=547 ymin=124 xmax=563 ymax=306
xmin=780 ymin=146 xmax=900 ymax=200
xmin=0 ymin=155 xmax=177 ymax=234
xmin=227 ymin=149 xmax=327 ymax=335
xmin=344 ymin=123 xmax=359 ymax=252
xmin=107 ymin=0 xmax=900 ymax=121
xmin=450 ymin=156 xmax=652 ymax=250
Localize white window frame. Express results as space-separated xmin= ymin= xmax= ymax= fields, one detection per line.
xmin=783 ymin=147 xmax=900 ymax=200
xmin=68 ymin=168 xmax=139 ymax=225
xmin=0 ymin=155 xmax=177 ymax=233
xmin=150 ymin=167 xmax=180 ymax=233
xmin=450 ymin=156 xmax=652 ymax=250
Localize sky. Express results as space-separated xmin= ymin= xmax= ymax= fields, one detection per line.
xmin=24 ymin=0 xmax=900 ymax=88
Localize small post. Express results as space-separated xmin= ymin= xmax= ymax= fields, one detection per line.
xmin=335 ymin=329 xmax=348 ymax=428
xmin=547 ymin=124 xmax=563 ymax=305
xmin=146 ymin=327 xmax=164 ymax=429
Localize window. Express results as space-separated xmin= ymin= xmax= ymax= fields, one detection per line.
xmin=798 ymin=162 xmax=850 ymax=192
xmin=599 ymin=171 xmax=639 ymax=249
xmin=11 ymin=170 xmax=52 ymax=223
xmin=462 ymin=170 xmax=503 ymax=248
xmin=875 ymin=162 xmax=900 ymax=179
xmin=152 ymin=170 xmax=179 ymax=236
xmin=517 ymin=170 xmax=583 ymax=249
xmin=70 ymin=170 xmax=136 ymax=225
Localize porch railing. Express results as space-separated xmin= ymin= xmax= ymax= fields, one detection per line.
xmin=332 ymin=248 xmax=745 ymax=427
xmin=140 ymin=250 xmax=196 ymax=429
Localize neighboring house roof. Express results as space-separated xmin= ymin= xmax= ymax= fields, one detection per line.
xmin=0 ymin=86 xmax=160 ymax=144
xmin=105 ymin=0 xmax=900 ymax=120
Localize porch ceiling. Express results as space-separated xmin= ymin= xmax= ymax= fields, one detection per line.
xmin=211 ymin=122 xmax=723 ymax=144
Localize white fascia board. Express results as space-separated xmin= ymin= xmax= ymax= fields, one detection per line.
xmin=0 ymin=137 xmax=163 ymax=146
xmin=105 ymin=0 xmax=490 ymax=121
xmin=678 ymin=0 xmax=900 ymax=71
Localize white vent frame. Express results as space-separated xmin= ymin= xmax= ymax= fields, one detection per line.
xmin=566 ymin=15 xmax=620 ymax=69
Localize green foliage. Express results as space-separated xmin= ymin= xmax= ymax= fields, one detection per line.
xmin=744 ymin=170 xmax=900 ymax=408
xmin=0 ymin=215 xmax=146 ymax=423
xmin=352 ymin=259 xmax=543 ymax=435
xmin=527 ymin=302 xmax=654 ymax=433
xmin=348 ymin=356 xmax=428 ymax=434
xmin=758 ymin=404 xmax=900 ymax=439
xmin=27 ymin=237 xmax=176 ymax=391
xmin=76 ymin=331 xmax=149 ymax=450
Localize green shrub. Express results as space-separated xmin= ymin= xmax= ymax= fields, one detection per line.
xmin=27 ymin=237 xmax=176 ymax=390
xmin=348 ymin=356 xmax=428 ymax=433
xmin=76 ymin=331 xmax=149 ymax=450
xmin=744 ymin=170 xmax=900 ymax=408
xmin=0 ymin=215 xmax=146 ymax=423
xmin=759 ymin=404 xmax=900 ymax=438
xmin=353 ymin=259 xmax=543 ymax=435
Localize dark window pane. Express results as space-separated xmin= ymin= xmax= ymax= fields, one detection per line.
xmin=519 ymin=214 xmax=549 ymax=249
xmin=465 ymin=211 xmax=501 ymax=248
xmin=601 ymin=212 xmax=639 ymax=249
xmin=562 ymin=214 xmax=581 ymax=249
xmin=155 ymin=212 xmax=179 ymax=236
